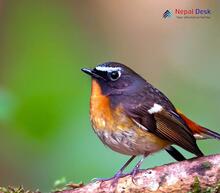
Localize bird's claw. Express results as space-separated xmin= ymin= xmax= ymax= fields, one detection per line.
xmin=130 ymin=167 xmax=140 ymax=185
xmin=91 ymin=170 xmax=125 ymax=188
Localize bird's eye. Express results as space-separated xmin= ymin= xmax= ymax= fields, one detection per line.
xmin=108 ymin=70 xmax=121 ymax=81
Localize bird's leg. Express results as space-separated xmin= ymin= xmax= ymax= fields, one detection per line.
xmin=92 ymin=155 xmax=136 ymax=185
xmin=130 ymin=153 xmax=149 ymax=184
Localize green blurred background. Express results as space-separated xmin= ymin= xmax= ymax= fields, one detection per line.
xmin=0 ymin=0 xmax=219 ymax=192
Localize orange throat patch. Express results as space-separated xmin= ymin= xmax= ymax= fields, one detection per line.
xmin=90 ymin=79 xmax=113 ymax=131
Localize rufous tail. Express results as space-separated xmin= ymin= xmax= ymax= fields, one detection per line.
xmin=177 ymin=109 xmax=220 ymax=140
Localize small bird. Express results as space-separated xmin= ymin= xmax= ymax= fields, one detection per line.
xmin=81 ymin=62 xmax=220 ymax=183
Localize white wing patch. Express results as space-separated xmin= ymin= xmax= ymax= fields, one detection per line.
xmin=95 ymin=66 xmax=122 ymax=72
xmin=148 ymin=103 xmax=163 ymax=114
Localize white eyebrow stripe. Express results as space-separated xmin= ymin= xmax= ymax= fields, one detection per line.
xmin=95 ymin=66 xmax=122 ymax=72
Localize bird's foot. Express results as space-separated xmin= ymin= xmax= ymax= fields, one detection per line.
xmin=130 ymin=166 xmax=141 ymax=185
xmin=92 ymin=170 xmax=125 ymax=188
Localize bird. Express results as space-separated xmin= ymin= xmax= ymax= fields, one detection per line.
xmin=81 ymin=61 xmax=220 ymax=184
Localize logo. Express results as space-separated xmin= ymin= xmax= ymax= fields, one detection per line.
xmin=163 ymin=8 xmax=211 ymax=19
xmin=163 ymin=10 xmax=172 ymax=18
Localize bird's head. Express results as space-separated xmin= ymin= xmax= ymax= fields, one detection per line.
xmin=81 ymin=62 xmax=145 ymax=96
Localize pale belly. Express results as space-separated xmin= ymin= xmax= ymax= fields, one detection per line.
xmin=95 ymin=128 xmax=169 ymax=156
xmin=91 ymin=108 xmax=170 ymax=156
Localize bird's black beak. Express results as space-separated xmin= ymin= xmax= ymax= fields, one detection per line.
xmin=81 ymin=68 xmax=106 ymax=80
xmin=81 ymin=68 xmax=93 ymax=76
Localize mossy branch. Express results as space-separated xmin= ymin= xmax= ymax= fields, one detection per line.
xmin=59 ymin=154 xmax=220 ymax=193
xmin=1 ymin=154 xmax=220 ymax=193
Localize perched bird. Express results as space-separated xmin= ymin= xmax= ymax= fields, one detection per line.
xmin=81 ymin=62 xmax=220 ymax=183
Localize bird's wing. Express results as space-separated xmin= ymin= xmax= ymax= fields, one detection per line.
xmin=125 ymin=103 xmax=203 ymax=156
